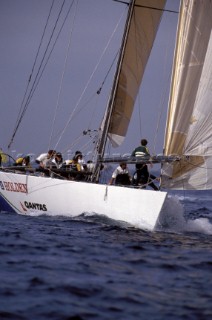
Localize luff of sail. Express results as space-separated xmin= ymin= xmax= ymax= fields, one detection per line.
xmin=107 ymin=0 xmax=166 ymax=147
xmin=162 ymin=0 xmax=212 ymax=190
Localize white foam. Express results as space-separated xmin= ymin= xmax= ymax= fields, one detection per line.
xmin=156 ymin=195 xmax=212 ymax=235
xmin=184 ymin=218 xmax=212 ymax=235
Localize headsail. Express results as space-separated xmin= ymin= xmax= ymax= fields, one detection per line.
xmin=162 ymin=0 xmax=212 ymax=190
xmin=102 ymin=0 xmax=166 ymax=148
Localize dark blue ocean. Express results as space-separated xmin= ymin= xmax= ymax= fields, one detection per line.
xmin=0 ymin=190 xmax=212 ymax=320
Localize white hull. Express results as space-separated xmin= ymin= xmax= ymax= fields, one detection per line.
xmin=0 ymin=171 xmax=168 ymax=230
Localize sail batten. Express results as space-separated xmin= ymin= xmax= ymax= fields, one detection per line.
xmin=107 ymin=0 xmax=166 ymax=147
xmin=162 ymin=0 xmax=212 ymax=190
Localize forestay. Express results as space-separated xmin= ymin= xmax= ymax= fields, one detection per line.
xmin=162 ymin=0 xmax=212 ymax=190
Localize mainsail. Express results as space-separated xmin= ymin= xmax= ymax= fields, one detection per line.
xmin=162 ymin=0 xmax=212 ymax=190
xmin=101 ymin=0 xmax=166 ymax=149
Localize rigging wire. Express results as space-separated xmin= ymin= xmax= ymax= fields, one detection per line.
xmin=49 ymin=46 xmax=120 ymax=147
xmin=8 ymin=0 xmax=66 ymax=150
xmin=64 ymin=49 xmax=120 ymax=130
xmin=60 ymin=130 xmax=98 ymax=161
xmin=25 ymin=0 xmax=75 ymax=112
xmin=153 ymin=12 xmax=178 ymax=155
xmin=48 ymin=0 xmax=77 ymax=149
xmin=14 ymin=0 xmax=55 ymax=128
xmin=50 ymin=91 xmax=98 ymax=146
xmin=132 ymin=11 xmax=143 ymax=139
xmin=24 ymin=0 xmax=67 ymax=103
xmin=83 ymin=50 xmax=121 ymax=132
xmin=137 ymin=92 xmax=142 ymax=138
xmin=153 ymin=71 xmax=171 ymax=155
xmin=83 ymin=50 xmax=120 ymax=131
xmin=54 ymin=7 xmax=127 ymax=150
xmin=96 ymin=49 xmax=120 ymax=95
xmin=86 ymin=94 xmax=101 ymax=131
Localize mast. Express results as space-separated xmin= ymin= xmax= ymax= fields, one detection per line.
xmin=92 ymin=0 xmax=166 ymax=182
xmin=93 ymin=0 xmax=135 ymax=181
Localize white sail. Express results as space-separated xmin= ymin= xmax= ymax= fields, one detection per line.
xmin=107 ymin=0 xmax=166 ymax=147
xmin=162 ymin=0 xmax=212 ymax=190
